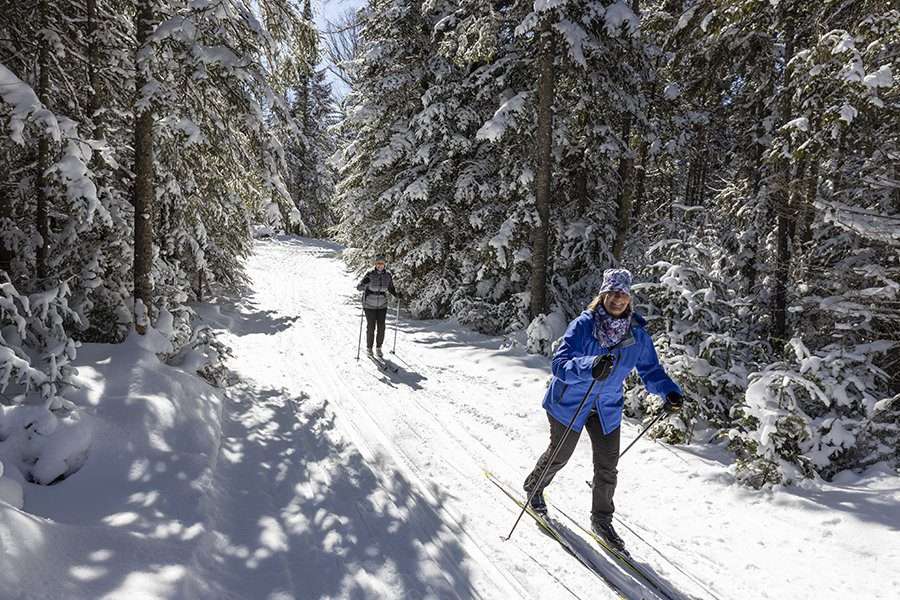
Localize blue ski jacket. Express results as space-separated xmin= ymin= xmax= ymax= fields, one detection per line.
xmin=543 ymin=310 xmax=681 ymax=434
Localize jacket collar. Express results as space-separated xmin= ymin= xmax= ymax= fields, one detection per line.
xmin=582 ymin=308 xmax=647 ymax=328
xmin=631 ymin=311 xmax=647 ymax=328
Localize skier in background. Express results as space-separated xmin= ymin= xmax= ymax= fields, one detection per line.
xmin=357 ymin=255 xmax=401 ymax=358
xmin=523 ymin=268 xmax=684 ymax=553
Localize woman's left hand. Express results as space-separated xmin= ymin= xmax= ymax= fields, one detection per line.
xmin=663 ymin=392 xmax=684 ymax=413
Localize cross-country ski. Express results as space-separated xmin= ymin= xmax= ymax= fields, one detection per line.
xmin=2 ymin=1 xmax=898 ymax=599
xmin=368 ymin=353 xmax=401 ymax=374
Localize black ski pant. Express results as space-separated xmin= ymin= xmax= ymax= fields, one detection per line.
xmin=364 ymin=307 xmax=387 ymax=349
xmin=524 ymin=411 xmax=621 ymax=517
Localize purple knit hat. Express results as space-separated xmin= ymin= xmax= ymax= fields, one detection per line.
xmin=599 ymin=268 xmax=632 ymax=295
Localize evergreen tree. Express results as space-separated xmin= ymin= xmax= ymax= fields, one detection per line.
xmin=335 ymin=0 xmax=899 ymax=484
xmin=0 ymin=0 xmax=319 ymax=484
xmin=334 ymin=0 xmax=433 ymax=285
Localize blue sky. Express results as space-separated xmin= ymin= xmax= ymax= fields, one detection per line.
xmin=315 ymin=0 xmax=363 ymax=26
xmin=315 ymin=0 xmax=364 ymax=98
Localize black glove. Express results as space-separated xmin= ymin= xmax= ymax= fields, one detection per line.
xmin=663 ymin=392 xmax=684 ymax=413
xmin=591 ymin=355 xmax=615 ymax=381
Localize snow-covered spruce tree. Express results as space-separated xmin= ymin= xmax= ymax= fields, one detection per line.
xmin=286 ymin=68 xmax=338 ymax=238
xmin=616 ymin=0 xmax=787 ymax=440
xmin=635 ymin=0 xmax=899 ymax=485
xmin=355 ymin=0 xmax=528 ymax=326
xmin=334 ymin=0 xmax=436 ymax=299
xmin=72 ymin=0 xmax=139 ymax=344
xmin=134 ymin=0 xmax=316 ymax=329
xmin=282 ymin=1 xmax=338 ymax=238
xmin=412 ymin=1 xmax=652 ymax=338
xmin=550 ymin=0 xmax=650 ymax=310
xmin=627 ymin=233 xmax=767 ymax=444
xmin=0 ymin=2 xmax=115 ymax=403
xmin=0 ymin=20 xmax=100 ymax=490
xmin=726 ymin=6 xmax=900 ymax=486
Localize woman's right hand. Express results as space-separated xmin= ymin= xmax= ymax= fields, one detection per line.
xmin=591 ymin=355 xmax=615 ymax=381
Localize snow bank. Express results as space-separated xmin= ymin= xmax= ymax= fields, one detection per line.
xmin=0 ymin=323 xmax=225 ymax=598
xmin=526 ymin=310 xmax=568 ymax=356
xmin=0 ymin=459 xmax=24 ymax=508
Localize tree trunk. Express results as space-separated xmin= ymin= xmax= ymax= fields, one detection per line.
xmin=684 ymin=154 xmax=698 ymax=207
xmin=697 ymin=139 xmax=709 ymax=206
xmin=610 ymin=0 xmax=643 ymax=261
xmin=0 ymin=185 xmax=12 ymax=275
xmin=787 ymin=159 xmax=807 ymax=242
xmin=772 ymin=17 xmax=795 ymax=343
xmin=798 ymin=157 xmax=819 ymax=245
xmin=631 ymin=140 xmax=648 ymax=224
xmin=743 ymin=103 xmax=766 ymax=294
xmin=573 ymin=151 xmax=588 ymax=215
xmin=86 ymin=0 xmax=104 ymax=137
xmin=612 ymin=115 xmax=633 ymax=262
xmin=36 ymin=0 xmax=50 ymax=283
xmin=529 ymin=19 xmax=555 ymax=319
xmin=133 ymin=0 xmax=155 ymax=334
xmin=301 ymin=0 xmax=313 ymax=132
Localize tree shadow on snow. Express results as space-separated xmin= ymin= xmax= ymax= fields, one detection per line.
xmin=774 ymin=478 xmax=900 ymax=532
xmin=200 ymin=290 xmax=301 ymax=337
xmin=266 ymin=234 xmax=345 ymax=259
xmin=192 ymin=378 xmax=480 ymax=600
xmin=675 ymin=442 xmax=900 ymax=531
xmin=9 ymin=342 xmax=237 ymax=600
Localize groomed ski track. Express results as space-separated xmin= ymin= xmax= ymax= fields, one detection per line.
xmin=204 ymin=236 xmax=900 ymax=600
xmin=215 ymin=236 xmax=664 ymax=600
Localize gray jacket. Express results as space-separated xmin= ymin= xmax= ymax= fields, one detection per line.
xmin=357 ymin=269 xmax=399 ymax=309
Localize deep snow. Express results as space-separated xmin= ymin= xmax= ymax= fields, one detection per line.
xmin=2 ymin=236 xmax=898 ymax=600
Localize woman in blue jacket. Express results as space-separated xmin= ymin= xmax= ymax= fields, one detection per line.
xmin=523 ymin=268 xmax=683 ymax=553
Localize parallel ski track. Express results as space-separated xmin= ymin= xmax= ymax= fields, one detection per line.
xmin=303 ymin=358 xmax=514 ymax=599
xmin=251 ymin=239 xmax=686 ymax=600
xmin=280 ymin=251 xmax=530 ymax=599
xmin=485 ymin=472 xmax=638 ymax=600
xmin=548 ymin=500 xmax=681 ymax=600
xmin=276 ymin=243 xmax=610 ymax=598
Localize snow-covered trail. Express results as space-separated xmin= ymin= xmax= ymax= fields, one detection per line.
xmin=202 ymin=236 xmax=900 ymax=600
xmin=207 ymin=237 xmax=646 ymax=600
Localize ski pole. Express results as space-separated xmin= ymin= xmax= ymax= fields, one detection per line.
xmin=618 ymin=411 xmax=667 ymax=459
xmin=391 ymin=296 xmax=400 ymax=354
xmin=356 ymin=293 xmax=365 ymax=360
xmin=504 ymin=379 xmax=596 ymax=541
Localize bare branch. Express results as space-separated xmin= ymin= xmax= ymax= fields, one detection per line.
xmin=321 ymin=8 xmax=362 ymax=88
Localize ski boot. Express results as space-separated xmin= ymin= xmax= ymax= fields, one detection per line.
xmin=524 ymin=485 xmax=548 ymax=517
xmin=591 ymin=513 xmax=627 ymax=554
xmin=375 ymin=347 xmax=384 ymax=359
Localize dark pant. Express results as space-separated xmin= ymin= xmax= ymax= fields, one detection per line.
xmin=524 ymin=411 xmax=621 ymax=517
xmin=364 ymin=308 xmax=387 ymax=349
